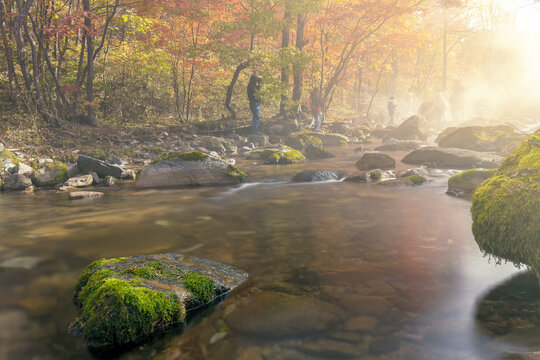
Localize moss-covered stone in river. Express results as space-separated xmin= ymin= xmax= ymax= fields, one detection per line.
xmin=246 ymin=149 xmax=277 ymax=160
xmin=71 ymin=254 xmax=248 ymax=352
xmin=471 ymin=130 xmax=540 ymax=278
xmin=33 ymin=161 xmax=69 ymax=187
xmin=408 ymin=174 xmax=428 ymax=185
xmin=150 ymin=151 xmax=209 ymax=165
xmin=448 ymin=169 xmax=496 ymax=194
xmin=226 ymin=165 xmax=247 ymax=182
xmin=265 ymin=146 xmax=306 ymax=165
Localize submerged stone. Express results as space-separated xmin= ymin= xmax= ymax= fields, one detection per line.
xmin=71 ymin=254 xmax=248 ymax=352
xmin=471 ymin=130 xmax=540 ymax=278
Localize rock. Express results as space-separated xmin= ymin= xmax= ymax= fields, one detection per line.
xmin=268 ymin=124 xmax=285 ymax=135
xmin=224 ymin=291 xmax=343 ymax=338
xmin=402 ymin=147 xmax=501 ymax=169
xmin=109 ymin=156 xmax=127 ymax=166
xmin=67 ymin=164 xmax=80 ymax=178
xmin=378 ymin=174 xmax=428 ymax=186
xmin=135 ymin=151 xmax=247 ymax=188
xmin=375 ymin=139 xmax=424 ymax=152
xmin=104 ymin=176 xmax=116 ymax=186
xmin=471 ymin=131 xmax=540 ymax=278
xmin=326 ymin=122 xmax=351 ymax=136
xmin=382 ymin=115 xmax=430 ymax=142
xmin=77 ymin=155 xmax=123 ymax=178
xmin=437 ymin=125 xmax=522 ymax=152
xmin=120 ymin=169 xmax=136 ymax=180
xmin=418 ymin=101 xmax=443 ymax=127
xmin=285 ymin=133 xmax=322 ymax=152
xmin=356 ymin=153 xmax=396 ymax=170
xmin=400 ymin=168 xmax=419 ymax=177
xmin=201 ymin=137 xmax=228 ymax=155
xmin=265 ymin=146 xmax=306 ymax=165
xmin=89 ymin=172 xmax=101 ymax=184
xmin=447 ymin=169 xmax=496 ymax=195
xmin=65 ymin=174 xmax=94 ymax=188
xmin=286 ymin=131 xmax=348 ymax=149
xmin=71 ymin=254 xmax=248 ymax=352
xmin=1 ymin=158 xmax=17 ymax=175
xmin=35 ymin=161 xmax=68 ymax=187
xmin=435 ymin=127 xmax=458 ymax=143
xmin=292 ymin=170 xmax=341 ymax=182
xmin=345 ymin=173 xmax=367 ymax=183
xmin=246 ymin=149 xmax=279 ymax=160
xmin=69 ymin=191 xmax=104 ymax=200
xmin=247 ymin=134 xmax=269 ymax=147
xmin=17 ymin=162 xmax=34 ymax=177
xmin=2 ymin=174 xmax=33 ymax=191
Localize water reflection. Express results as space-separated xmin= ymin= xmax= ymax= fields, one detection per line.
xmin=0 ymin=153 xmax=537 ymax=359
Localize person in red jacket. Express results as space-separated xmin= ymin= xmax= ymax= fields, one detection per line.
xmin=308 ymin=89 xmax=323 ymax=131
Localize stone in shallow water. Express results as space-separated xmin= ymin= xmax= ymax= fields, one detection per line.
xmin=71 ymin=253 xmax=248 ymax=353
xmin=224 ymin=291 xmax=344 ymax=338
xmin=68 ymin=191 xmax=104 ymax=200
xmin=0 ymin=256 xmax=41 ymax=269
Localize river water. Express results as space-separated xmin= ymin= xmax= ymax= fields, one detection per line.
xmin=0 ymin=147 xmax=537 ymax=359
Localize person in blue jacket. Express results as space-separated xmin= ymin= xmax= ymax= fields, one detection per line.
xmin=247 ymin=74 xmax=262 ymax=134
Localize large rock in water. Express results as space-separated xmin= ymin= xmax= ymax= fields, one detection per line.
xmin=71 ymin=254 xmax=248 ymax=352
xmin=383 ymin=115 xmax=430 ymax=142
xmin=402 ymin=147 xmax=500 ymax=169
xmin=135 ymin=151 xmax=247 ymax=188
xmin=77 ymin=155 xmax=123 ymax=179
xmin=437 ymin=125 xmax=523 ymax=153
xmin=356 ymin=153 xmax=396 ymax=170
xmin=471 ymin=130 xmax=540 ymax=279
xmin=2 ymin=174 xmax=32 ymax=191
xmin=265 ymin=146 xmax=306 ymax=165
xmin=292 ymin=170 xmax=341 ymax=182
xmin=447 ymin=169 xmax=496 ymax=195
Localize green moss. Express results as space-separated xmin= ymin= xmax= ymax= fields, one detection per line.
xmin=288 ymin=131 xmax=347 ymax=148
xmin=135 ymin=168 xmax=143 ymax=179
xmin=227 ymin=165 xmax=247 ymax=182
xmin=266 ymin=146 xmax=306 ymax=165
xmin=369 ymin=170 xmax=383 ymax=181
xmin=408 ymin=174 xmax=428 ymax=185
xmin=78 ymin=277 xmax=184 ymax=346
xmin=122 ymin=267 xmax=154 ymax=279
xmin=471 ymin=131 xmax=540 ymax=274
xmin=246 ymin=149 xmax=278 ymax=160
xmin=448 ymin=169 xmax=496 ymax=191
xmin=0 ymin=146 xmax=21 ymax=164
xmin=149 ymin=151 xmax=209 ymax=165
xmin=75 ymin=257 xmax=127 ymax=296
xmin=182 ymin=272 xmax=215 ymax=304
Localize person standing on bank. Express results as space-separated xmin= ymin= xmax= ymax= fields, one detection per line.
xmin=247 ymin=74 xmax=262 ymax=134
xmin=308 ymin=88 xmax=323 ymax=132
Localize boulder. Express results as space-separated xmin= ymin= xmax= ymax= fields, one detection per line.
xmin=447 ymin=169 xmax=496 ymax=195
xmin=265 ymin=147 xmax=306 ymax=165
xmin=35 ymin=161 xmax=68 ymax=187
xmin=326 ymin=122 xmax=351 ymax=136
xmin=17 ymin=163 xmax=34 ymax=177
xmin=67 ymin=164 xmax=80 ymax=178
xmin=378 ymin=174 xmax=428 ymax=187
xmin=77 ymin=155 xmax=123 ymax=179
xmin=65 ymin=175 xmax=94 ymax=188
xmin=417 ymin=101 xmax=443 ymax=127
xmin=286 ymin=131 xmax=348 ymax=148
xmin=1 ymin=159 xmax=18 ymax=175
xmin=71 ymin=254 xmax=248 ymax=352
xmin=382 ymin=115 xmax=429 ymax=142
xmin=247 ymin=134 xmax=269 ymax=147
xmin=375 ymin=139 xmax=424 ymax=152
xmin=135 ymin=151 xmax=247 ymax=188
xmin=305 ymin=146 xmax=335 ymax=160
xmin=246 ymin=149 xmax=279 ymax=160
xmin=292 ymin=170 xmax=341 ymax=182
xmin=437 ymin=125 xmax=522 ymax=152
xmin=345 ymin=169 xmax=394 ymax=183
xmin=201 ymin=137 xmax=229 ymax=155
xmin=69 ymin=191 xmax=104 ymax=200
xmin=471 ymin=131 xmax=540 ymax=278
xmin=402 ymin=147 xmax=501 ymax=169
xmin=285 ymin=134 xmax=322 ymax=152
xmin=224 ymin=291 xmax=343 ymax=338
xmin=2 ymin=174 xmax=33 ymax=191
xmin=0 ymin=143 xmax=18 ymax=163
xmin=356 ymin=153 xmax=396 ymax=171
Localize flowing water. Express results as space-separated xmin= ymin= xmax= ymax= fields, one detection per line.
xmin=0 ymin=147 xmax=537 ymax=360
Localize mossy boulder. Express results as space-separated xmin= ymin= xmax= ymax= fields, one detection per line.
xmin=383 ymin=115 xmax=430 ymax=142
xmin=71 ymin=254 xmax=248 ymax=352
xmin=378 ymin=174 xmax=428 ymax=187
xmin=34 ymin=161 xmax=68 ymax=187
xmin=447 ymin=169 xmax=497 ymax=195
xmin=437 ymin=125 xmax=523 ymax=153
xmin=471 ymin=130 xmax=540 ymax=278
xmin=287 ymin=131 xmax=348 ymax=148
xmin=246 ymin=148 xmax=278 ymax=160
xmin=305 ymin=146 xmax=335 ymax=160
xmin=0 ymin=143 xmax=19 ymax=163
xmin=285 ymin=133 xmax=323 ymax=152
xmin=265 ymin=146 xmax=306 ymax=165
xmin=135 ymin=151 xmax=247 ymax=188
xmin=356 ymin=152 xmax=396 ymax=171
xmin=292 ymin=170 xmax=341 ymax=182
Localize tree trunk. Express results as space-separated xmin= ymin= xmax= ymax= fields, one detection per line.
xmin=82 ymin=0 xmax=97 ymax=126
xmin=279 ymin=10 xmax=291 ymax=115
xmin=0 ymin=0 xmax=19 ymax=102
xmin=292 ymin=13 xmax=307 ymax=102
xmin=224 ymin=61 xmax=249 ymax=119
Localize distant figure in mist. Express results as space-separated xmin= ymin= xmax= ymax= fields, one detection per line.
xmin=451 ymin=81 xmax=466 ymax=124
xmin=247 ymin=74 xmax=262 ymax=134
xmin=308 ymin=88 xmax=323 ymax=132
xmin=387 ymin=96 xmax=397 ymax=126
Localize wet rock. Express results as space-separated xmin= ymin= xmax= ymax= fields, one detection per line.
xmin=326 ymin=122 xmax=351 ymax=136
xmin=71 ymin=253 xmax=248 ymax=352
xmin=89 ymin=171 xmax=101 ymax=184
xmin=400 ymin=168 xmax=420 ymax=177
xmin=135 ymin=151 xmax=247 ymax=188
xmin=437 ymin=125 xmax=522 ymax=152
xmin=104 ymin=176 xmax=116 ymax=186
xmin=305 ymin=146 xmax=335 ymax=160
xmin=121 ymin=169 xmax=136 ymax=180
xmin=224 ymin=291 xmax=344 ymax=337
xmin=292 ymin=170 xmax=341 ymax=182
xmin=378 ymin=174 xmax=428 ymax=186
xmin=383 ymin=115 xmax=430 ymax=142
xmin=34 ymin=161 xmax=68 ymax=187
xmin=375 ymin=139 xmax=424 ymax=152
xmin=65 ymin=174 xmax=94 ymax=188
xmin=447 ymin=169 xmax=496 ymax=195
xmin=77 ymin=155 xmax=123 ymax=178
xmin=247 ymin=134 xmax=269 ymax=147
xmin=17 ymin=163 xmax=34 ymax=177
xmin=339 ymin=295 xmax=393 ymax=317
xmin=68 ymin=191 xmax=104 ymax=200
xmin=246 ymin=148 xmax=279 ymax=160
xmin=356 ymin=153 xmax=396 ymax=171
xmin=402 ymin=147 xmax=501 ymax=169
xmin=66 ymin=164 xmax=80 ymax=178
xmin=285 ymin=133 xmax=322 ymax=152
xmin=265 ymin=147 xmax=306 ymax=165
xmin=2 ymin=174 xmax=33 ymax=191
